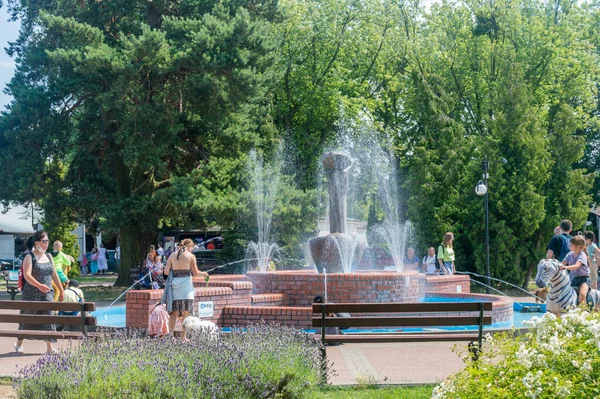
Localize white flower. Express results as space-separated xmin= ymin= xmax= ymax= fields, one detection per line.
xmin=581 ymin=361 xmax=592 ymax=372
xmin=556 ymin=385 xmax=570 ymax=397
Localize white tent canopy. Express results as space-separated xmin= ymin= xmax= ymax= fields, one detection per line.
xmin=0 ymin=204 xmax=42 ymax=234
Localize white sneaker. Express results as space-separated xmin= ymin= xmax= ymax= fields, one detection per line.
xmin=14 ymin=343 xmax=23 ymax=354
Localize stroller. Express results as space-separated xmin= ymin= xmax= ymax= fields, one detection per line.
xmin=138 ymin=261 xmax=166 ymax=289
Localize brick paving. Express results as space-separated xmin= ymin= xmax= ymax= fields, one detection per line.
xmin=326 ymin=341 xmax=468 ymax=385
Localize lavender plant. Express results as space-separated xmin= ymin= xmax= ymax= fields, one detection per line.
xmin=16 ymin=323 xmax=324 ymax=399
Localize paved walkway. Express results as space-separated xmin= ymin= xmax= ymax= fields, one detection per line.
xmin=326 ymin=341 xmax=468 ymax=384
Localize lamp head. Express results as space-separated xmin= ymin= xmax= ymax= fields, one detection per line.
xmin=475 ymin=181 xmax=487 ymax=196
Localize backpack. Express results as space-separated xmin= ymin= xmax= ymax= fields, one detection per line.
xmin=18 ymin=252 xmax=53 ymax=291
xmin=558 ymin=234 xmax=572 ymax=262
xmin=18 ymin=253 xmax=36 ymax=291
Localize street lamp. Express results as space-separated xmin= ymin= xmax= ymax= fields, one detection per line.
xmin=475 ymin=158 xmax=491 ymax=294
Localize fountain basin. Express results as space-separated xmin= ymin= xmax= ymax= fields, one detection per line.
xmin=247 ymin=270 xmax=428 ymax=306
xmin=125 ymin=271 xmax=511 ymax=331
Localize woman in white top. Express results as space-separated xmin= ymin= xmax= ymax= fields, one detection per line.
xmin=97 ymin=244 xmax=108 ymax=274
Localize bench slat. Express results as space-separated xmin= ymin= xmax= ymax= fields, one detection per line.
xmin=0 ymin=300 xmax=96 ymax=312
xmin=318 ymin=333 xmax=482 ymax=343
xmin=312 ymin=302 xmax=493 ymax=313
xmin=0 ymin=314 xmax=97 ymax=326
xmin=0 ymin=330 xmax=97 ymax=340
xmin=312 ymin=316 xmax=492 ymax=328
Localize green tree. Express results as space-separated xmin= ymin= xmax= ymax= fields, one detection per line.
xmin=0 ymin=0 xmax=279 ymax=285
xmin=373 ymin=0 xmax=597 ymax=285
xmin=273 ymin=0 xmax=403 ymax=189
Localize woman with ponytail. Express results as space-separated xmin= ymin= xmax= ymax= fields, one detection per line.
xmin=14 ymin=231 xmax=64 ymax=354
xmin=161 ymin=239 xmax=200 ymax=340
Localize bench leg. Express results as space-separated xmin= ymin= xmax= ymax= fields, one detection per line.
xmin=468 ymin=341 xmax=481 ymax=361
xmin=9 ymin=289 xmax=17 ymax=301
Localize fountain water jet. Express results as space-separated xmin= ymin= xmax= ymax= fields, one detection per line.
xmin=245 ymin=150 xmax=281 ymax=272
xmin=309 ymin=152 xmax=366 ymax=273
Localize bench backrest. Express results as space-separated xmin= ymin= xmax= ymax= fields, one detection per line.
xmin=0 ymin=300 xmax=97 ymax=332
xmin=312 ymin=302 xmax=493 ymax=329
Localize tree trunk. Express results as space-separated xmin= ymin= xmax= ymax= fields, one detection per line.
xmin=115 ymin=224 xmax=152 ymax=286
xmin=522 ymin=232 xmax=544 ymax=289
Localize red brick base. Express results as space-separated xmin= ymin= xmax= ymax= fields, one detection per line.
xmin=125 ymin=271 xmax=513 ymax=330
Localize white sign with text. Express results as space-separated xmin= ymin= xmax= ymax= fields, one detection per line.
xmin=197 ymin=301 xmax=214 ymax=318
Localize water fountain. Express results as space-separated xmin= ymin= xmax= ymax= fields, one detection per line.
xmin=308 ymin=152 xmax=366 ymax=273
xmin=125 ymin=133 xmax=515 ymax=334
xmin=371 ymin=152 xmax=415 ymax=273
xmin=245 ymin=150 xmax=281 ymax=272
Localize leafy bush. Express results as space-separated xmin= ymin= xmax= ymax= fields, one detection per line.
xmin=16 ymin=324 xmax=324 ymax=399
xmin=433 ymin=308 xmax=600 ymax=398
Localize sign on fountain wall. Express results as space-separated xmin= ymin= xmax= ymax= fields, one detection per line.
xmin=198 ymin=301 xmax=214 ymax=318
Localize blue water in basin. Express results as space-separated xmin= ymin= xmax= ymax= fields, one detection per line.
xmin=92 ymin=304 xmax=126 ymax=328
xmin=97 ymin=297 xmax=545 ymax=331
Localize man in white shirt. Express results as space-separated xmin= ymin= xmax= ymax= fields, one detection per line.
xmin=422 ymin=247 xmax=439 ymax=275
xmin=57 ymin=280 xmax=85 ymax=331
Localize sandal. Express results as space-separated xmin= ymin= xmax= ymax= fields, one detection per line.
xmin=47 ymin=348 xmax=58 ymax=355
xmin=14 ymin=343 xmax=23 ymax=354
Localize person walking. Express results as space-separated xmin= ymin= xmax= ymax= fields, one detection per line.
xmin=157 ymin=242 xmax=165 ymax=262
xmin=97 ymin=243 xmax=108 ymax=274
xmin=14 ymin=231 xmax=64 ymax=354
xmin=546 ymin=220 xmax=573 ymax=262
xmin=584 ymin=231 xmax=600 ymax=290
xmin=422 ymin=246 xmax=439 ymax=275
xmin=115 ymin=244 xmax=121 ymax=269
xmin=90 ymin=246 xmax=99 ymax=275
xmin=161 ymin=238 xmax=201 ymax=340
xmin=437 ymin=232 xmax=456 ymax=275
xmin=51 ymin=241 xmax=71 ymax=302
xmin=403 ymin=247 xmax=420 ymax=271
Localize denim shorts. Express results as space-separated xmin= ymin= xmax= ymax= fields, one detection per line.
xmin=571 ymin=275 xmax=591 ymax=289
xmin=442 ymin=262 xmax=454 ymax=274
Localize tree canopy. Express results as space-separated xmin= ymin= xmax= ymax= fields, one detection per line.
xmin=1 ymin=0 xmax=599 ymax=286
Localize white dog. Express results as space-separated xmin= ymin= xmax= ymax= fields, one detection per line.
xmin=182 ymin=316 xmax=219 ymax=341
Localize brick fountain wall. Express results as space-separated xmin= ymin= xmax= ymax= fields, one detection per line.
xmin=126 ymin=271 xmax=512 ymax=330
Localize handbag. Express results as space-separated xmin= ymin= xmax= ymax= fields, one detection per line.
xmin=92 ymin=253 xmax=99 ymax=261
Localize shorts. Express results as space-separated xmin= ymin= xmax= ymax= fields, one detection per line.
xmin=171 ymin=299 xmax=194 ymax=316
xmin=571 ymin=276 xmax=591 ymax=289
xmin=442 ymin=262 xmax=454 ymax=275
xmin=56 ymin=270 xmax=68 ymax=283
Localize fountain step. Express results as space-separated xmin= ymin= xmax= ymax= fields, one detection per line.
xmin=251 ymin=293 xmax=288 ymax=306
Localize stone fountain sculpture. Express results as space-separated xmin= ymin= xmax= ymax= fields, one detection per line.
xmin=309 ymin=152 xmax=366 ymax=273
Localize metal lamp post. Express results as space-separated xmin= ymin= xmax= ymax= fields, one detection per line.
xmin=475 ymin=158 xmax=491 ymax=294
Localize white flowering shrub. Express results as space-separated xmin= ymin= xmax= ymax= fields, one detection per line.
xmin=432 ymin=308 xmax=600 ymax=399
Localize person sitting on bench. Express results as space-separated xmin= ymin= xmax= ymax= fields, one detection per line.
xmin=57 ymin=280 xmax=84 ymax=331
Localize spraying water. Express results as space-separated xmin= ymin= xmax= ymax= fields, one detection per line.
xmin=245 ymin=149 xmax=281 ymax=272
xmin=370 ymin=141 xmax=415 ymax=273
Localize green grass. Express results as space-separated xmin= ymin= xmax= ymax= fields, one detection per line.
xmin=0 ymin=377 xmax=12 ymax=385
xmin=316 ymin=385 xmax=435 ymax=398
xmin=76 ymin=275 xmax=118 ymax=284
xmin=81 ymin=285 xmax=128 ymax=302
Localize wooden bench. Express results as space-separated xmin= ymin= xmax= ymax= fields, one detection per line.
xmin=0 ymin=300 xmax=97 ymax=340
xmin=3 ymin=271 xmax=19 ymax=301
xmin=312 ymin=302 xmax=493 ymax=349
